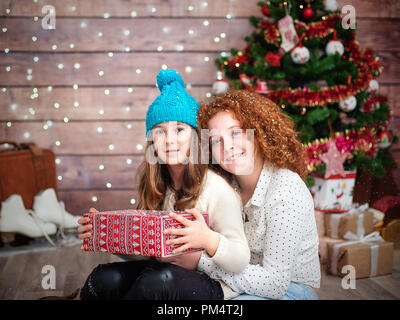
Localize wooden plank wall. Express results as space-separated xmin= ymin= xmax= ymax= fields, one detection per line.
xmin=0 ymin=0 xmax=399 ymax=215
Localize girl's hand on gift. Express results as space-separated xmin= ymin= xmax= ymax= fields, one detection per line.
xmin=164 ymin=208 xmax=219 ymax=257
xmin=78 ymin=207 xmax=98 ymax=250
xmin=157 ymin=251 xmax=202 ymax=270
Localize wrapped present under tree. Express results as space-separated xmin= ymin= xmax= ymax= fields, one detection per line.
xmin=327 ymin=231 xmax=394 ymax=279
xmin=324 ymin=203 xmax=374 ymax=239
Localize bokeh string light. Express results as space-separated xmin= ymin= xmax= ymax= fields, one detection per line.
xmin=1 ymin=1 xmax=239 ymax=208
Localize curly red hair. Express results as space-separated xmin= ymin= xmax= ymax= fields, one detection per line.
xmin=198 ymin=89 xmax=308 ymax=180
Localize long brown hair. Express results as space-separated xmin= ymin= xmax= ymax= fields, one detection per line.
xmin=198 ymin=89 xmax=308 ymax=181
xmin=135 ymin=127 xmax=207 ymax=211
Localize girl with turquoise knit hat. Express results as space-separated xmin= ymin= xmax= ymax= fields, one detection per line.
xmin=76 ymin=69 xmax=250 ymax=300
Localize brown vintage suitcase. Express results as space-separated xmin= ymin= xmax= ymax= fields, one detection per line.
xmin=0 ymin=141 xmax=59 ymax=211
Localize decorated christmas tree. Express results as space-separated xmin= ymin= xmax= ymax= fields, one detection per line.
xmin=214 ymin=0 xmax=398 ymax=190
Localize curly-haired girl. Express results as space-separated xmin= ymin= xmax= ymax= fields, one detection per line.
xmin=197 ymin=89 xmax=321 ymax=300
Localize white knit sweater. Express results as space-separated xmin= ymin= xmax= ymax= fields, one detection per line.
xmin=162 ymin=169 xmax=251 ymax=274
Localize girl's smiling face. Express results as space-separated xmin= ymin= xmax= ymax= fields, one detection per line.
xmin=207 ymin=111 xmax=256 ymax=175
xmin=151 ymin=121 xmax=193 ymax=165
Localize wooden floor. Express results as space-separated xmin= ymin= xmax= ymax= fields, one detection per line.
xmin=0 ymin=240 xmax=399 ymax=300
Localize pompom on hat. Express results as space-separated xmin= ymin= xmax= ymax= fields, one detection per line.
xmin=145 ymin=69 xmax=200 ymax=138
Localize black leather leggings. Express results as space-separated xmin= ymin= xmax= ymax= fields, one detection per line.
xmin=80 ymin=258 xmax=224 ymax=300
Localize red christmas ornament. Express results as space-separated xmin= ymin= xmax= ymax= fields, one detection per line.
xmin=378 ymin=131 xmax=392 ymax=149
xmin=255 ymin=80 xmax=269 ymax=94
xmin=302 ymin=7 xmax=315 ymax=20
xmin=239 ymin=73 xmax=254 ymax=88
xmin=261 ymin=6 xmax=271 ymax=17
xmin=264 ymin=52 xmax=282 ymax=67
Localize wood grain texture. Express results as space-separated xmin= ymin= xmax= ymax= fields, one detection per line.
xmin=0 ymin=87 xmax=211 ymax=120
xmin=54 ymin=155 xmax=143 ymax=189
xmin=1 ymin=51 xmax=399 ymax=86
xmin=0 ymin=52 xmax=221 ymax=86
xmin=380 ymin=85 xmax=400 ymax=109
xmin=1 ymin=121 xmax=147 ymax=154
xmin=392 ymin=150 xmax=400 ymax=186
xmin=0 ymin=244 xmax=120 ymax=300
xmin=58 ymin=190 xmax=140 ymax=215
xmin=389 ymin=116 xmax=400 ymax=149
xmin=1 ymin=0 xmax=399 ymax=18
xmin=0 ymin=0 xmax=262 ymax=18
xmin=0 ymin=244 xmax=399 ymax=299
xmin=0 ymin=85 xmax=397 ymax=121
xmin=337 ymin=0 xmax=400 ymax=18
xmin=0 ymin=18 xmax=251 ymax=52
xmin=1 ymin=18 xmax=399 ymax=52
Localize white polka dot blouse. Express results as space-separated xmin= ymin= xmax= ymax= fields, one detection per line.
xmin=198 ymin=163 xmax=321 ymax=299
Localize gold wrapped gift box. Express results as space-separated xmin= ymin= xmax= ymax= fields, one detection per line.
xmin=373 ymin=219 xmax=400 ymax=248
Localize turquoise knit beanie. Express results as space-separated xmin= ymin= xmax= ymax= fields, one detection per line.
xmin=145 ymin=69 xmax=200 ymax=138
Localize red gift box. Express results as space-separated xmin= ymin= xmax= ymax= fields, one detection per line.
xmin=82 ymin=209 xmax=209 ymax=257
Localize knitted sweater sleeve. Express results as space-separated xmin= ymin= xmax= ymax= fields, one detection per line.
xmin=199 ymin=171 xmax=250 ymax=274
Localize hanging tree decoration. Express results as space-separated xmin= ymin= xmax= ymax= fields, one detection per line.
xmin=339 ymin=95 xmax=357 ymax=112
xmin=261 ymin=2 xmax=271 ymax=17
xmin=339 ymin=76 xmax=357 ymax=112
xmin=378 ymin=131 xmax=392 ymax=149
xmin=277 ymin=1 xmax=299 ymax=53
xmin=290 ymin=32 xmax=310 ymax=64
xmin=212 ymin=66 xmax=230 ymax=95
xmin=325 ymin=29 xmax=344 ymax=56
xmin=319 ymin=120 xmax=351 ymax=178
xmin=239 ymin=73 xmax=254 ymax=88
xmin=302 ymin=0 xmax=315 ymax=20
xmin=367 ymin=78 xmax=380 ymax=94
xmin=255 ymin=79 xmax=269 ymax=94
xmin=361 ymin=95 xmax=387 ymax=113
xmin=266 ymin=41 xmax=378 ymax=107
xmin=264 ymin=51 xmax=283 ymax=67
xmin=324 ymin=0 xmax=339 ymax=12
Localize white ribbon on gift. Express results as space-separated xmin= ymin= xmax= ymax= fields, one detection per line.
xmin=329 ymin=203 xmax=369 ymax=238
xmin=330 ymin=231 xmax=384 ymax=277
xmin=347 ymin=203 xmax=369 ymax=215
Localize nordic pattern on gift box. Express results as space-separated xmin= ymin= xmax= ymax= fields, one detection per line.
xmin=126 ymin=215 xmax=141 ymax=255
xmin=310 ymin=171 xmax=356 ymax=212
xmin=83 ymin=210 xmax=209 ymax=257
